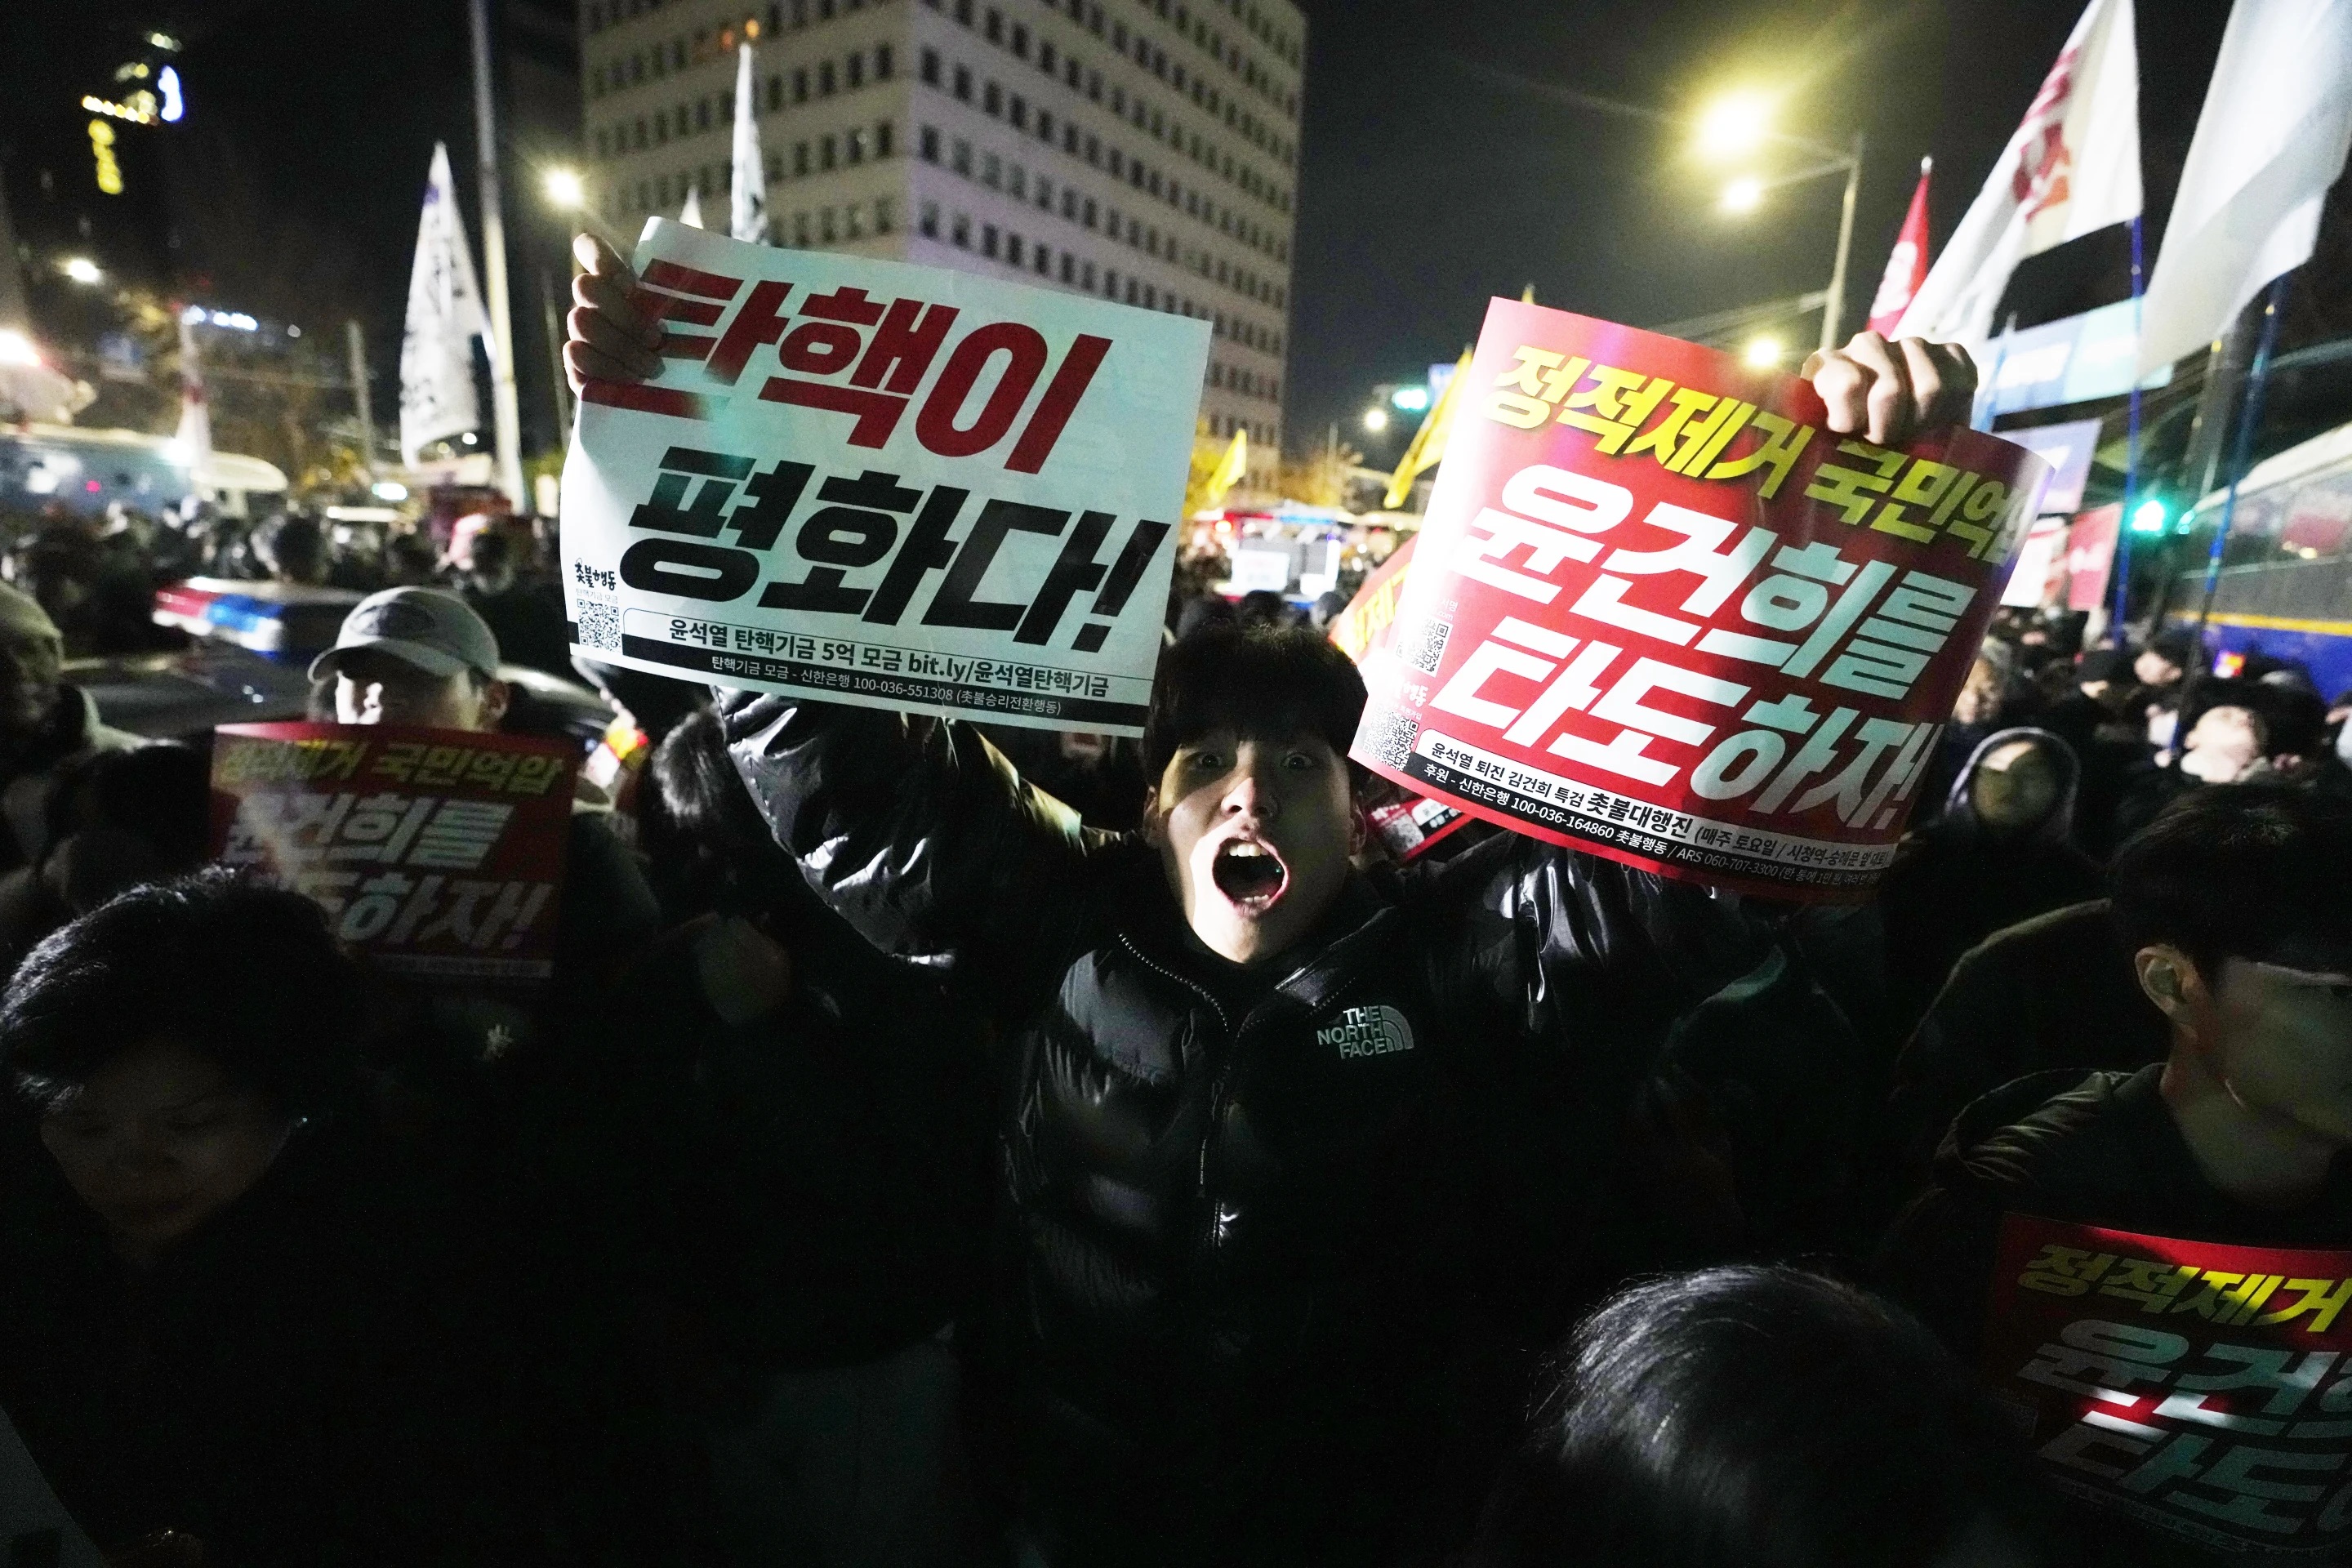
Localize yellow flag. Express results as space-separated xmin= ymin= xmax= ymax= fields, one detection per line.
xmin=1204 ymin=428 xmax=1248 ymax=510
xmin=1383 ymin=350 xmax=1472 ymax=510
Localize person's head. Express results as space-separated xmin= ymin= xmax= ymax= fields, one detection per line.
xmin=1308 ymin=590 xmax=1351 ymax=633
xmin=2136 ymin=629 xmax=2194 ymax=689
xmin=309 ymin=586 xmax=509 ymax=730
xmin=254 ymin=513 xmax=326 ymax=586
xmin=1235 ymin=588 xmax=1294 ymax=628
xmin=1472 ymin=1267 xmax=2042 ymax=1568
xmin=1174 ymin=593 xmax=1238 ymax=642
xmin=2113 ymin=787 xmax=2352 ymax=1145
xmin=1952 ymin=641 xmax=2017 ymax=726
xmin=1962 ymin=729 xmax=2074 ymax=839
xmin=1140 ymin=624 xmax=1367 ymax=966
xmin=644 ymin=704 xmax=800 ymax=918
xmin=0 ymin=582 xmax=64 ymax=735
xmin=2179 ymin=701 xmax=2269 ymax=783
xmin=2075 ymin=647 xmax=2131 ymax=704
xmin=384 ymin=531 xmax=440 ymax=586
xmin=0 ymin=872 xmax=368 ymax=1258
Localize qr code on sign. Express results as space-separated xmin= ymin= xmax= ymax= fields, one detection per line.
xmin=1397 ymin=617 xmax=1451 ymax=675
xmin=577 ymin=599 xmax=621 ymax=652
xmin=1366 ymin=709 xmax=1420 ymax=770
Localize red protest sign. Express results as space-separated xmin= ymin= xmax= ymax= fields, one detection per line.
xmin=209 ymin=723 xmax=578 ymax=985
xmin=1982 ymin=1213 xmax=2352 ymax=1554
xmin=1348 ymin=300 xmax=2051 ymax=901
xmin=1327 ymin=535 xmax=1472 ymax=863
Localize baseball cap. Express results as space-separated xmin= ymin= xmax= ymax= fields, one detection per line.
xmin=309 ymin=587 xmax=501 ymax=683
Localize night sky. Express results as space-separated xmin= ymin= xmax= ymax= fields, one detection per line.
xmin=0 ymin=0 xmax=2243 ymax=463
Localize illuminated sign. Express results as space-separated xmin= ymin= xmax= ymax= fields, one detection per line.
xmin=87 ymin=120 xmax=122 ymax=194
xmin=159 ymin=67 xmax=184 ymax=122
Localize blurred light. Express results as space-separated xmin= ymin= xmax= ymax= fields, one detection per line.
xmin=1743 ymin=334 xmax=1785 ymax=368
xmin=88 ymin=120 xmax=123 ymax=194
xmin=147 ymin=32 xmax=180 ymax=51
xmin=158 ymin=66 xmax=184 ymax=122
xmin=2130 ymin=497 xmax=2169 ymax=534
xmin=61 ymin=256 xmax=102 ymax=285
xmin=114 ymin=63 xmax=151 ymax=82
xmin=746 ymin=16 xmax=761 ymax=37
xmin=182 ymin=305 xmax=207 ymax=325
xmin=161 ymin=439 xmax=189 ymax=465
xmin=285 ymin=323 xmax=301 ymax=337
xmin=543 ymin=167 xmax=586 ymax=210
xmin=83 ymin=479 xmax=102 ymax=494
xmin=0 ymin=332 xmax=42 ymax=368
xmin=1720 ymin=176 xmax=1764 ymax=215
xmin=1695 ymin=92 xmax=1772 ymax=159
xmin=372 ymin=481 xmax=410 ymax=501
xmin=461 ymin=431 xmax=480 ymax=445
xmin=1362 ymin=408 xmax=1389 ymax=434
xmin=1391 ymin=385 xmax=1430 ymax=412
xmin=83 ymin=95 xmax=154 ymax=125
xmin=212 ymin=310 xmax=257 ymax=332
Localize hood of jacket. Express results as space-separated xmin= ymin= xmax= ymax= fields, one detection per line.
xmin=1939 ymin=724 xmax=2082 ymax=846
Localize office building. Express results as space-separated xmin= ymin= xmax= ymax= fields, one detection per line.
xmin=581 ymin=0 xmax=1302 ymax=486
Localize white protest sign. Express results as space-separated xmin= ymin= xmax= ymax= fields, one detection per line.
xmin=561 ymin=220 xmax=1211 ymax=734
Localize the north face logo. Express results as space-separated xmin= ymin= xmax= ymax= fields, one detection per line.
xmin=1316 ymin=1004 xmax=1416 ymax=1060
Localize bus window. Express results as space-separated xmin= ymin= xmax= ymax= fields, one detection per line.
xmin=2281 ymin=470 xmax=2352 ymax=561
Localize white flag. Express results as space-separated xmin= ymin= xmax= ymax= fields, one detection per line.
xmin=1897 ymin=0 xmax=2141 ymax=353
xmin=398 ymin=141 xmax=489 ymax=468
xmin=679 ymin=184 xmax=705 ymax=228
xmin=2138 ymin=0 xmax=2352 ymax=374
xmin=174 ymin=307 xmax=212 ymax=484
xmin=731 ymin=42 xmax=769 ymax=244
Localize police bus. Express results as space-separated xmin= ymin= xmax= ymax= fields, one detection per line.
xmin=2167 ymin=419 xmax=2352 ymax=697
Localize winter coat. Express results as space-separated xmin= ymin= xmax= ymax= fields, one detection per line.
xmin=1878 ymin=1065 xmax=2352 ymax=1364
xmin=717 ymin=694 xmax=1772 ymax=1564
xmin=1875 ymin=727 xmax=2104 ymax=1042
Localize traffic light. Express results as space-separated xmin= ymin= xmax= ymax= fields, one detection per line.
xmin=2130 ymin=497 xmax=2168 ymax=534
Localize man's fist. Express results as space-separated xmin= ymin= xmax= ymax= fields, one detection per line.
xmin=564 ymin=233 xmax=662 ymax=392
xmin=1801 ymin=331 xmax=1977 ymax=447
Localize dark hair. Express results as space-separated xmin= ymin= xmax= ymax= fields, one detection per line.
xmin=0 ymin=871 xmax=367 ymax=1116
xmin=641 ymin=706 xmax=800 ymax=918
xmin=1142 ymin=621 xmax=1367 ymax=782
xmin=2110 ymin=785 xmax=2352 ymax=978
xmin=1472 ymin=1267 xmax=2042 ymax=1568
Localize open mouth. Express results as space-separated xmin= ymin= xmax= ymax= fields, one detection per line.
xmin=1211 ymin=840 xmax=1290 ymax=912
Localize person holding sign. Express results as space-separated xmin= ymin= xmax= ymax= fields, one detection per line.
xmin=569 ymin=241 xmax=1980 ymax=1563
xmin=1880 ymin=789 xmax=2352 ymax=1554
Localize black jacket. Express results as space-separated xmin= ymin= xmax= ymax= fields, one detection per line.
xmin=718 ymin=695 xmax=1771 ymax=1564
xmin=1878 ymin=1065 xmax=2352 ymax=1363
xmin=1882 ymin=900 xmax=2169 ymax=1196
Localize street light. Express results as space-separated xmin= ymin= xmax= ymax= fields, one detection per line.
xmin=1704 ymin=114 xmax=1867 ymax=354
xmin=1363 ymin=408 xmax=1390 ymax=434
xmin=543 ymin=167 xmax=586 ymax=211
xmin=1695 ymin=92 xmax=1771 ymax=160
xmin=60 ymin=257 xmax=102 ymax=285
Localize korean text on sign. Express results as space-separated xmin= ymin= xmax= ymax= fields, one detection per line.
xmin=208 ymin=723 xmax=578 ymax=985
xmin=561 ymin=220 xmax=1209 ymax=736
xmin=1348 ymin=299 xmax=2050 ymax=901
xmin=1983 ymin=1214 xmax=2352 ymax=1554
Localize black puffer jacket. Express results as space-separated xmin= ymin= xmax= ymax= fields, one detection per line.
xmin=719 ymin=695 xmax=1771 ymax=1564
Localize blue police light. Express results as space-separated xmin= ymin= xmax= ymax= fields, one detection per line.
xmin=2130 ymin=498 xmax=2168 ymax=534
xmin=1391 ymin=385 xmax=1430 ymax=412
xmin=158 ymin=66 xmax=185 ymax=123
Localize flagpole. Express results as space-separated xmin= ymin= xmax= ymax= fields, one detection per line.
xmin=2111 ymin=213 xmax=2144 ymax=632
xmin=469 ymin=0 xmax=528 ymax=510
xmin=2184 ymin=278 xmax=2286 ymax=713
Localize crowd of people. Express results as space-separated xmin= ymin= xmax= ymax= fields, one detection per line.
xmin=0 ymin=277 xmax=2342 ymax=1568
